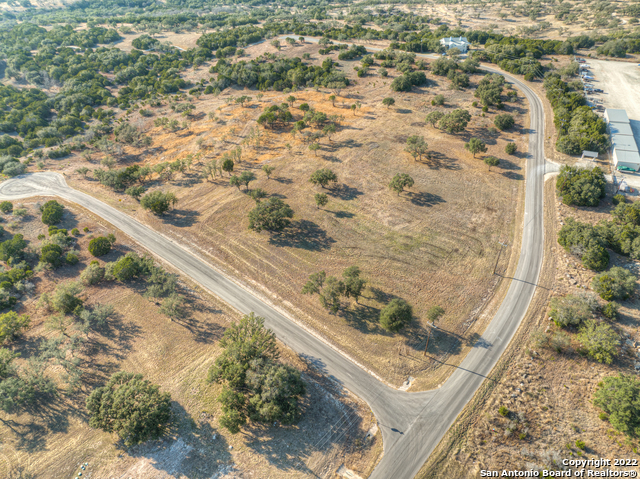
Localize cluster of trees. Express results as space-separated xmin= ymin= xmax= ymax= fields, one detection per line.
xmin=545 ymin=292 xmax=620 ymax=364
xmin=556 ymin=166 xmax=606 ymax=207
xmin=207 ymin=313 xmax=306 ymax=434
xmin=544 ymin=74 xmax=609 ymax=155
xmin=210 ymin=56 xmax=348 ymax=92
xmin=302 ymin=267 xmax=366 ymax=314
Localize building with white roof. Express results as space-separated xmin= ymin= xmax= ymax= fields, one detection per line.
xmin=439 ymin=37 xmax=470 ymax=53
xmin=605 ymin=108 xmax=640 ymax=171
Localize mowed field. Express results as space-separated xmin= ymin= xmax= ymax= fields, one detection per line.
xmin=0 ymin=200 xmax=379 ymax=479
xmin=53 ymin=39 xmax=531 ymax=388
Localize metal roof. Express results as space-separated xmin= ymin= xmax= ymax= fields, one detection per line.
xmin=609 ymin=122 xmax=634 ymax=136
xmin=614 ymin=149 xmax=640 ymax=165
xmin=612 ymin=133 xmax=639 ymax=152
xmin=605 ymin=109 xmax=630 ymax=124
xmin=440 ymin=37 xmax=469 ymax=44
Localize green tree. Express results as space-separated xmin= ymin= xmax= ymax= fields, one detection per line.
xmin=140 ymin=191 xmax=178 ymax=215
xmin=484 ymin=156 xmax=500 ymax=171
xmin=86 ymin=372 xmax=172 ymax=446
xmin=229 ymin=175 xmax=241 ymax=190
xmin=89 ymin=237 xmax=112 ymax=257
xmin=465 ymin=138 xmax=488 ymax=158
xmin=343 ymin=266 xmax=366 ymax=303
xmin=203 ymin=160 xmax=218 ymax=181
xmin=351 ymin=104 xmax=357 ymax=115
xmin=425 ymin=111 xmax=444 ymax=128
xmin=40 ymin=243 xmax=63 ymax=268
xmin=329 ymin=95 xmax=336 ymax=106
xmin=382 ymin=97 xmax=395 ymax=108
xmin=302 ymin=271 xmax=326 ymax=295
xmin=262 ymin=164 xmax=275 ymax=179
xmin=222 ymin=158 xmax=234 ymax=176
xmin=80 ymin=262 xmax=105 ymax=286
xmin=438 ymin=109 xmax=471 ymax=134
xmin=505 ymin=143 xmax=517 ymax=155
xmin=380 ymin=299 xmax=413 ymax=332
xmin=76 ymin=167 xmax=90 ymax=177
xmin=125 ymin=185 xmax=146 ymax=200
xmin=0 ymin=234 xmax=27 ymax=264
xmin=577 ymin=319 xmax=619 ymax=364
xmin=494 ymin=113 xmax=515 ymax=131
xmin=314 ymin=193 xmax=329 ymax=209
xmin=41 ymin=200 xmax=64 ymax=225
xmin=309 ymin=168 xmax=338 ymax=189
xmin=323 ymin=123 xmax=336 ymax=140
xmin=287 ymin=95 xmax=296 ymax=107
xmin=319 ymin=276 xmax=345 ymax=314
xmin=239 ymin=171 xmax=256 ymax=190
xmin=405 ymin=136 xmax=428 ymax=161
xmin=0 ymin=312 xmax=29 ymax=343
xmin=432 ymin=94 xmax=445 ymax=106
xmin=582 ymin=244 xmax=610 ymax=272
xmin=593 ymin=374 xmax=640 ymax=437
xmin=51 ymin=281 xmax=83 ymax=314
xmin=591 ymin=267 xmax=636 ymax=300
xmin=309 ymin=142 xmax=320 ymax=156
xmin=389 ymin=173 xmax=415 ymax=195
xmin=556 ymin=166 xmax=606 ymax=207
xmin=248 ymin=198 xmax=294 ymax=232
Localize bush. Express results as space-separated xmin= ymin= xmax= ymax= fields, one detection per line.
xmin=591 ymin=267 xmax=636 ymax=301
xmin=71 ymin=228 xmax=79 ymax=236
xmin=51 ymin=281 xmax=83 ymax=314
xmin=577 ymin=319 xmax=619 ymax=364
xmin=86 ymin=371 xmax=172 ymax=446
xmin=582 ymin=244 xmax=610 ymax=272
xmin=41 ymin=200 xmax=64 ymax=225
xmin=432 ymin=94 xmax=445 ymax=106
xmin=379 ymin=298 xmax=413 ymax=332
xmin=66 ymin=252 xmax=79 ymax=265
xmin=602 ymin=302 xmax=620 ymax=320
xmin=80 ymin=262 xmax=105 ymax=286
xmin=556 ymin=166 xmax=606 ymax=207
xmin=593 ymin=374 xmax=640 ymax=438
xmin=88 ymin=237 xmax=112 ymax=257
xmin=549 ymin=293 xmax=595 ymax=327
xmin=248 ymin=198 xmax=294 ymax=233
xmin=550 ymin=330 xmax=571 ymax=352
xmin=0 ymin=311 xmax=29 ymax=343
xmin=40 ymin=243 xmax=63 ymax=268
xmin=494 ymin=113 xmax=515 ymax=131
xmin=505 ymin=143 xmax=517 ymax=155
xmin=613 ymin=194 xmax=626 ymax=206
xmin=575 ymin=439 xmax=586 ymax=450
xmin=109 ymin=253 xmax=150 ymax=282
xmin=140 ymin=191 xmax=177 ymax=215
xmin=498 ymin=406 xmax=509 ymax=417
xmin=0 ymin=201 xmax=12 ymax=214
xmin=160 ymin=293 xmax=186 ymax=319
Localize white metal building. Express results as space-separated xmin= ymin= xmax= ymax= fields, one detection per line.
xmin=440 ymin=37 xmax=470 ymax=53
xmin=605 ymin=108 xmax=640 ymax=171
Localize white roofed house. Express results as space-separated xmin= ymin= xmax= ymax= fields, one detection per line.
xmin=440 ymin=37 xmax=470 ymax=53
xmin=604 ymin=108 xmax=640 ymax=172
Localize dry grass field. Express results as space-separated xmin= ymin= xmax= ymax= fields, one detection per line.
xmin=416 ymin=178 xmax=640 ymax=477
xmin=0 ymin=200 xmax=379 ymax=479
xmin=38 ymin=39 xmax=533 ymax=388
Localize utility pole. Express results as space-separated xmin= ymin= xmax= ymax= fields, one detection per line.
xmin=493 ymin=241 xmax=508 ymax=275
xmin=423 ymin=323 xmax=434 ymax=356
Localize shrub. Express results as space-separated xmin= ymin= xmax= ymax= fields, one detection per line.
xmin=0 ymin=201 xmax=12 ymax=214
xmin=140 ymin=191 xmax=177 ymax=215
xmin=577 ymin=319 xmax=619 ymax=364
xmin=582 ymin=244 xmax=610 ymax=272
xmin=593 ymin=374 xmax=640 ymax=438
xmin=505 ymin=143 xmax=517 ymax=155
xmin=248 ymin=198 xmax=294 ymax=233
xmin=550 ymin=330 xmax=571 ymax=352
xmin=499 ymin=406 xmax=509 ymax=417
xmin=432 ymin=94 xmax=445 ymax=106
xmin=80 ymin=262 xmax=105 ymax=286
xmin=549 ymin=293 xmax=595 ymax=327
xmin=591 ymin=267 xmax=636 ymax=301
xmin=40 ymin=243 xmax=63 ymax=268
xmin=41 ymin=200 xmax=64 ymax=225
xmin=0 ymin=311 xmax=29 ymax=343
xmin=160 ymin=293 xmax=186 ymax=319
xmin=613 ymin=194 xmax=626 ymax=206
xmin=86 ymin=371 xmax=172 ymax=446
xmin=379 ymin=298 xmax=413 ymax=332
xmin=575 ymin=439 xmax=586 ymax=450
xmin=88 ymin=237 xmax=112 ymax=257
xmin=599 ymin=412 xmax=609 ymax=421
xmin=66 ymin=253 xmax=79 ymax=265
xmin=602 ymin=302 xmax=620 ymax=320
xmin=494 ymin=113 xmax=515 ymax=131
xmin=51 ymin=281 xmax=83 ymax=314
xmin=71 ymin=228 xmax=79 ymax=236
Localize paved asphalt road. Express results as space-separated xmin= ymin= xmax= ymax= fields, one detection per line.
xmin=0 ymin=64 xmax=545 ymax=478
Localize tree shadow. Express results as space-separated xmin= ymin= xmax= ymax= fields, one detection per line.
xmin=340 ymin=303 xmax=386 ymax=335
xmin=331 ymin=210 xmax=355 ymax=218
xmin=411 ymin=327 xmax=464 ymax=357
xmin=328 ymin=184 xmax=364 ymax=201
xmin=502 ymin=171 xmax=524 ymax=181
xmin=268 ymin=220 xmax=336 ymax=251
xmin=272 ymin=176 xmax=293 ymax=185
xmin=323 ymin=155 xmax=342 ymax=163
xmin=409 ymin=191 xmax=446 ymax=207
xmin=126 ymin=402 xmax=233 ymax=478
xmin=419 ymin=151 xmax=460 ymax=170
xmin=161 ymin=209 xmax=200 ymax=227
xmin=499 ymin=158 xmax=522 ymax=171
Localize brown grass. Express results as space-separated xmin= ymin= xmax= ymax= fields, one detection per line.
xmin=0 ymin=200 xmax=379 ymax=479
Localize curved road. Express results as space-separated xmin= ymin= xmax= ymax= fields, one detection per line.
xmin=0 ymin=70 xmax=544 ymax=478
